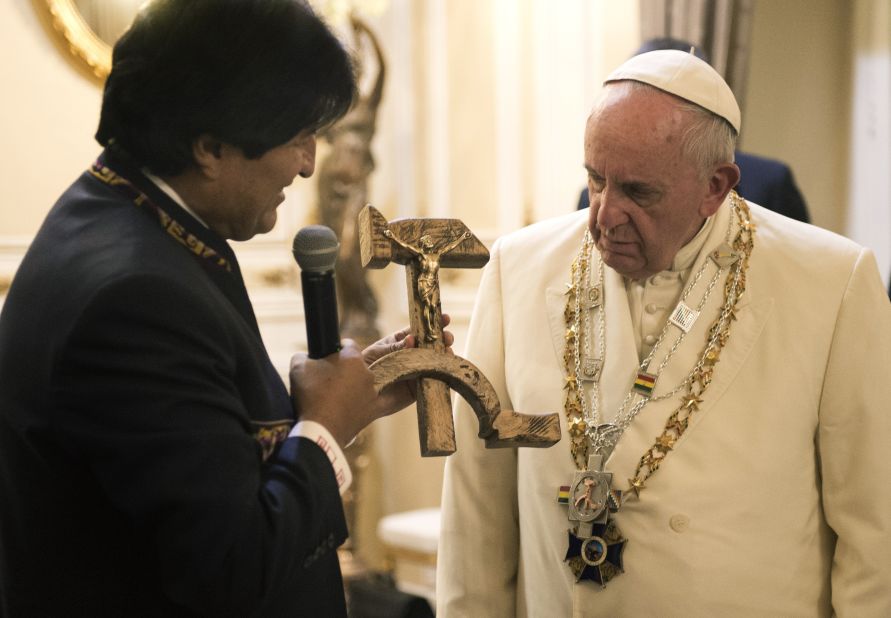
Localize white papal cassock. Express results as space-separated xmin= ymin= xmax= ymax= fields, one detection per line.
xmin=437 ymin=198 xmax=891 ymax=617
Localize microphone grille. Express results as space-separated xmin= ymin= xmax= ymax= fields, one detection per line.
xmin=292 ymin=225 xmax=340 ymax=272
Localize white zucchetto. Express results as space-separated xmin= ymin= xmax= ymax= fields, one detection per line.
xmin=604 ymin=49 xmax=741 ymax=133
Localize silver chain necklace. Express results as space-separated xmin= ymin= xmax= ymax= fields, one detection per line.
xmin=572 ymin=204 xmax=737 ymax=460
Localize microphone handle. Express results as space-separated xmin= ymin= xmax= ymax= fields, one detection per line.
xmin=301 ymin=270 xmax=342 ymax=359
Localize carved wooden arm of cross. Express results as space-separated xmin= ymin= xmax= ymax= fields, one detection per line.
xmin=358 ymin=205 xmax=561 ymax=456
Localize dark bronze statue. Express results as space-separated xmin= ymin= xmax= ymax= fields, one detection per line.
xmin=315 ymin=15 xmax=386 ymax=345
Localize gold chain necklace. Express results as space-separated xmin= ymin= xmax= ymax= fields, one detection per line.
xmin=557 ymin=192 xmax=755 ymax=585
xmin=625 ymin=193 xmax=754 ymax=497
xmin=565 ymin=217 xmax=730 ymax=470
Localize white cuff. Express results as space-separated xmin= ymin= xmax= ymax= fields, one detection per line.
xmin=289 ymin=420 xmax=352 ymax=495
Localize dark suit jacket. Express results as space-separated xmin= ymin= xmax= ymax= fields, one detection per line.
xmin=577 ymin=150 xmax=811 ymax=224
xmin=733 ymin=152 xmax=810 ymax=223
xmin=0 ymin=149 xmax=348 ymax=617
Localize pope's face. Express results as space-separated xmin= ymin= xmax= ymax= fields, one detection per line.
xmin=584 ymin=85 xmax=717 ymax=280
xmin=208 ymin=131 xmax=317 ymax=241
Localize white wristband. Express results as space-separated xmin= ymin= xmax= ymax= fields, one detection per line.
xmin=289 ymin=420 xmax=352 ymax=495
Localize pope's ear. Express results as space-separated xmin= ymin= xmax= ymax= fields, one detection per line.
xmin=191 ymin=134 xmax=225 ymax=178
xmin=700 ymin=162 xmax=741 ymax=218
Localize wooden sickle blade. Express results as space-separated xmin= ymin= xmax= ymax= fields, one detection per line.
xmin=370 ymin=348 xmax=561 ymax=456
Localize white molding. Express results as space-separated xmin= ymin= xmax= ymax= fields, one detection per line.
xmin=426 ymin=0 xmax=450 ymax=218
xmin=492 ymin=0 xmax=524 ymax=234
xmin=389 ymin=0 xmax=418 ymax=220
xmin=530 ymin=1 xmax=590 ymax=224
xmin=0 ymin=236 xmax=32 ymax=253
xmin=846 ymin=0 xmax=891 ymax=284
xmin=0 ymin=237 xmax=31 ymax=285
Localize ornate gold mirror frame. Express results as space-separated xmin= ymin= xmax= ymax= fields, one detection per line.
xmin=41 ymin=0 xmax=389 ymax=84
xmin=44 ymin=0 xmax=113 ymax=81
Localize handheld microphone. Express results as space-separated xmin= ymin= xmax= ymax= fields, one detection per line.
xmin=292 ymin=225 xmax=342 ymax=359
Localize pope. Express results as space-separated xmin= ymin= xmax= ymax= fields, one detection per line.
xmin=436 ymin=49 xmax=891 ymax=617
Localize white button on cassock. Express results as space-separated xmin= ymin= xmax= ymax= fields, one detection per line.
xmin=669 ymin=514 xmax=690 ymax=533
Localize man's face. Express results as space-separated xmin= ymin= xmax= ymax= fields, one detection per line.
xmin=584 ymin=85 xmax=715 ymax=280
xmin=210 ymin=131 xmax=317 ymax=241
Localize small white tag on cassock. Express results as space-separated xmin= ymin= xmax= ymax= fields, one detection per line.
xmin=669 ymin=301 xmax=699 ymax=333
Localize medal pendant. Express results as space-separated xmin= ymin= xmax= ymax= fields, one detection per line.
xmin=564 ymin=520 xmax=627 ymax=585
xmin=567 ymin=457 xmax=611 ymax=526
xmin=560 ymin=455 xmax=628 ymax=586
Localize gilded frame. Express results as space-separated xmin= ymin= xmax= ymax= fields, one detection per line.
xmin=44 ymin=0 xmax=112 ymax=81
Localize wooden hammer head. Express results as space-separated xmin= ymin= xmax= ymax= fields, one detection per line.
xmin=358 ymin=204 xmax=489 ymax=269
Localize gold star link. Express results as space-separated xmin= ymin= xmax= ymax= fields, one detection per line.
xmin=564 ymin=325 xmax=577 ymax=343
xmin=656 ymin=433 xmax=676 ymax=450
xmin=568 ymin=416 xmax=587 ymax=437
xmin=564 ymin=375 xmax=578 ymax=390
xmin=694 ymin=368 xmax=712 ymax=388
xmin=681 ymin=394 xmax=703 ymax=411
xmin=667 ymin=416 xmax=689 ymax=434
xmin=627 ymin=477 xmax=645 ymax=498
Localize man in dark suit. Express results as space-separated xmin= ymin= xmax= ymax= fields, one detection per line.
xmin=0 ymin=1 xmax=422 ymax=615
xmin=733 ymin=152 xmax=810 ymax=223
xmin=578 ymin=38 xmax=811 ymax=224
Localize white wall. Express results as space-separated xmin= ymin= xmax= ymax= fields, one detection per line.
xmin=846 ymin=0 xmax=891 ymax=284
xmin=0 ymin=0 xmax=104 ymax=239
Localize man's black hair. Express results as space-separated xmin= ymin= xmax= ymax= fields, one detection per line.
xmin=96 ymin=0 xmax=357 ymax=176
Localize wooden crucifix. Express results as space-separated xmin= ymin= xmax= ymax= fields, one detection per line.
xmin=358 ymin=205 xmax=561 ymax=457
